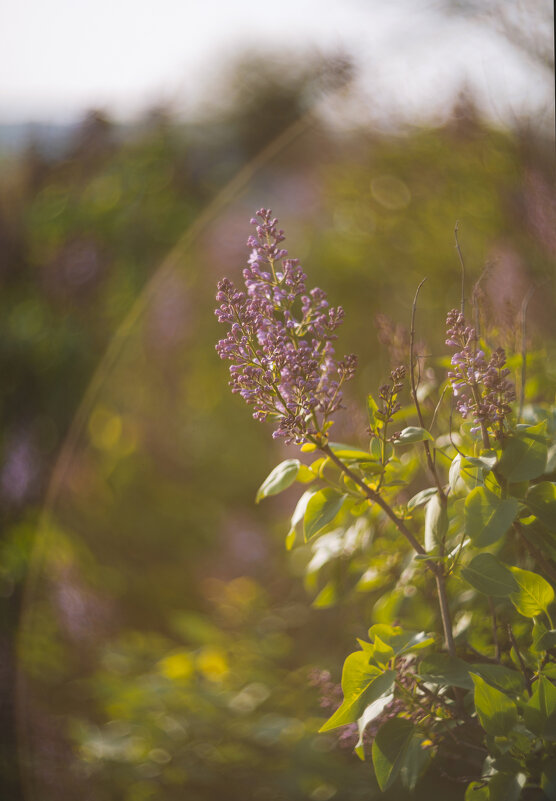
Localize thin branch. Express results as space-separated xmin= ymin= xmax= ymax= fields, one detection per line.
xmin=319 ymin=442 xmax=456 ymax=657
xmin=471 ymin=263 xmax=490 ymax=341
xmin=454 ymin=221 xmax=466 ymax=317
xmin=519 ymin=282 xmax=546 ymax=421
xmin=488 ymin=596 xmax=501 ymax=662
xmin=507 ymin=624 xmax=532 ymax=696
xmin=409 ymin=278 xmax=446 ymax=502
xmin=430 ymin=385 xmax=449 ymax=434
xmin=320 ymin=444 xmax=425 ymax=556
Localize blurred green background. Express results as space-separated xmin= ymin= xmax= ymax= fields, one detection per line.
xmin=1 ymin=6 xmax=555 ymax=799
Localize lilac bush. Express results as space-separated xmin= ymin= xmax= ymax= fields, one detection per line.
xmin=216 ymin=211 xmax=556 ymax=798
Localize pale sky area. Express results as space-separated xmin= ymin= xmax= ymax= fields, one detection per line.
xmin=0 ymin=0 xmax=552 ymax=126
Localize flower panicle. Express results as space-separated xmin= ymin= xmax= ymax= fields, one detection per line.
xmin=215 ymin=210 xmax=357 ymax=444
xmin=445 ymin=309 xmax=515 ymax=436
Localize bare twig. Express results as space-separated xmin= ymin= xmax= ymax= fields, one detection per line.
xmin=409 ymin=278 xmax=446 ymax=502
xmin=454 ymin=221 xmax=466 ymax=317
xmin=319 ymin=442 xmax=457 ymax=657
xmin=471 ymin=264 xmax=490 ymax=341
xmin=507 ymin=624 xmax=532 ymax=696
xmin=519 ymin=282 xmax=547 ymax=421
xmin=488 ymin=596 xmax=501 ymax=662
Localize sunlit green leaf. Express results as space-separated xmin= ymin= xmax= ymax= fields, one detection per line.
xmin=407 ymin=487 xmax=437 ymax=511
xmin=367 ymin=624 xmax=433 ymax=657
xmin=509 ymin=565 xmax=555 ymax=617
xmin=464 ymin=781 xmax=489 ymax=801
xmin=425 ymin=492 xmax=448 ymax=551
xmin=304 ymin=488 xmax=346 ymax=540
xmin=464 ymin=450 xmax=498 ymax=472
xmin=319 ymin=653 xmax=394 ymax=732
xmin=328 ymin=442 xmax=377 ymax=462
xmin=464 ymin=486 xmax=519 ymax=547
xmin=449 ymin=453 xmax=463 ymax=494
xmin=354 ymin=693 xmax=394 ymax=760
xmin=471 ymin=673 xmax=518 ymax=735
xmin=255 ymin=459 xmax=300 ymax=502
xmin=461 ymin=553 xmax=518 ymax=597
xmin=370 ymin=635 xmax=395 ymax=667
xmin=396 ymin=426 xmax=434 ymax=444
xmin=367 ymin=395 xmax=379 ymax=428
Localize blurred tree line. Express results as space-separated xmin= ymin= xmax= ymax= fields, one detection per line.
xmin=0 ymin=49 xmax=555 ymax=801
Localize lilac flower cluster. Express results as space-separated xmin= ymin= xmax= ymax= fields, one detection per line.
xmin=215 ymin=210 xmax=357 ymax=444
xmin=446 ymin=309 xmax=515 ymax=438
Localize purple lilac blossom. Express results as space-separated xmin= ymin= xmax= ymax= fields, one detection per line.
xmin=445 ymin=309 xmax=515 ymax=437
xmin=215 ymin=209 xmax=357 ymax=444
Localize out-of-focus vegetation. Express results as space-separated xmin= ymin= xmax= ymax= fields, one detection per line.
xmin=1 ymin=49 xmax=555 ymax=801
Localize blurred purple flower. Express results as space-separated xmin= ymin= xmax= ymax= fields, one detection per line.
xmin=215 ymin=209 xmax=356 ymax=444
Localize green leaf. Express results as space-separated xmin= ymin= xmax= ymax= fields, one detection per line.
xmin=256 ymin=459 xmax=300 ymax=502
xmin=407 ymin=487 xmax=437 ymax=511
xmin=524 ymin=675 xmax=556 ymax=739
xmin=400 ymin=732 xmax=431 ymax=791
xmin=469 ymin=663 xmax=523 ymax=694
xmin=465 ymin=450 xmax=498 ymax=473
xmin=296 ymin=464 xmax=316 ymax=483
xmin=464 ymin=487 xmax=519 ymax=547
xmin=367 ymin=624 xmax=433 ymax=657
xmin=287 ymin=490 xmax=316 ymax=547
xmin=541 ymin=759 xmax=556 ymax=800
xmin=498 ymin=421 xmax=548 ymax=482
xmin=509 ymin=565 xmax=555 ymax=618
xmin=535 ymin=628 xmax=556 ymax=653
xmin=285 ymin=528 xmax=296 ymax=550
xmin=418 ymin=653 xmax=473 ymax=690
xmin=396 ymin=426 xmax=434 ymax=444
xmin=464 ymin=451 xmax=498 ymax=472
xmin=354 ymin=694 xmax=394 ymax=760
xmin=319 ymin=654 xmax=395 ymax=732
xmin=471 ymin=673 xmax=518 ymax=736
xmin=488 ymin=772 xmax=526 ymax=801
xmin=312 ymin=581 xmax=338 ymax=609
xmin=449 ymin=453 xmax=463 ymax=494
xmin=425 ymin=492 xmax=448 ymax=551
xmin=367 ymin=394 xmax=379 ymax=427
xmin=304 ymin=489 xmax=346 ymax=541
xmin=461 ymin=553 xmax=519 ymax=597
xmin=329 ymin=442 xmax=378 ymax=463
xmin=464 ymin=781 xmax=489 ymax=801
xmin=372 ymin=717 xmax=415 ymax=791
xmin=526 ymin=482 xmax=556 ymax=531
xmin=370 ymin=635 xmax=395 ymax=667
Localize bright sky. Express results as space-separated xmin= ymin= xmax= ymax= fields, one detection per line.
xmin=0 ymin=0 xmax=552 ymax=124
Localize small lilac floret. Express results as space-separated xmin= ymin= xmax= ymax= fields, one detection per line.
xmin=215 ymin=209 xmax=357 ymax=444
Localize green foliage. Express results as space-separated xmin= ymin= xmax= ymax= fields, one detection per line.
xmin=255 ymin=459 xmax=300 ymax=502
xmin=464 ymin=487 xmax=519 ymax=547
xmin=258 ymin=262 xmax=556 ymax=797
